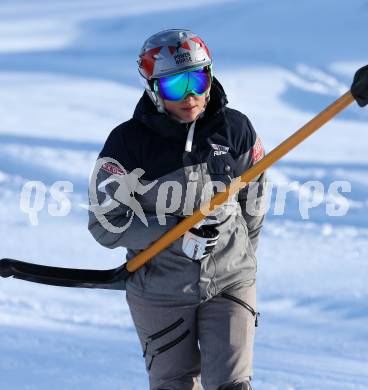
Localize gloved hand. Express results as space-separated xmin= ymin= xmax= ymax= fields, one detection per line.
xmin=351 ymin=64 xmax=368 ymax=107
xmin=182 ymin=218 xmax=220 ymax=261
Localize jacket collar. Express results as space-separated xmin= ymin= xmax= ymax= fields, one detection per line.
xmin=133 ymin=77 xmax=228 ymax=141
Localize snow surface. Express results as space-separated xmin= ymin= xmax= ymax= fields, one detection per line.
xmin=0 ymin=0 xmax=367 ymax=389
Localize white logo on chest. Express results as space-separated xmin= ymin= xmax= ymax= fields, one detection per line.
xmin=211 ymin=143 xmax=230 ymax=156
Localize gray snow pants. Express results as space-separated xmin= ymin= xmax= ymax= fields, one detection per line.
xmin=126 ymin=280 xmax=257 ymax=390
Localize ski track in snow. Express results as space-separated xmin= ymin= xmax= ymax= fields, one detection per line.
xmin=1 ymin=1 xmax=368 ymax=389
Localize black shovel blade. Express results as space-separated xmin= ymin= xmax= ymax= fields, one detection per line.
xmin=351 ymin=65 xmax=368 ymax=107
xmin=0 ymin=258 xmax=130 ymax=290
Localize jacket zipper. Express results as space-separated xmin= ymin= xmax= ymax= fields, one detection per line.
xmin=148 ymin=329 xmax=191 ymax=370
xmin=143 ymin=317 xmax=184 ymax=357
xmin=221 ymin=292 xmax=260 ymax=327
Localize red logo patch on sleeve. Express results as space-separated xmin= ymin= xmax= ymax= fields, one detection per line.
xmin=252 ymin=137 xmax=265 ymax=164
xmin=101 ymin=162 xmax=126 ymax=176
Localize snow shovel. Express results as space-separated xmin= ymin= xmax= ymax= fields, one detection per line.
xmin=1 ymin=65 xmax=367 ymax=290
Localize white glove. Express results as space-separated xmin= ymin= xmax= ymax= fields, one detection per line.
xmin=182 ymin=218 xmax=220 ymax=261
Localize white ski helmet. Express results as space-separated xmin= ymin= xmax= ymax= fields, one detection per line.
xmin=137 ymin=29 xmax=212 ymax=112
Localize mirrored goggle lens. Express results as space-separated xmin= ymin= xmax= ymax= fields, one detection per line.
xmin=157 ymin=68 xmax=211 ymax=101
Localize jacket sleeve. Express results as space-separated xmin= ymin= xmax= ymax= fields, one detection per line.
xmin=234 ymin=119 xmax=267 ymax=252
xmin=88 ymin=128 xmax=177 ymax=251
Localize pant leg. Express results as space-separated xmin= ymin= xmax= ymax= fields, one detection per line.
xmin=197 ymin=281 xmax=257 ymax=390
xmin=126 ymin=290 xmax=201 ymax=390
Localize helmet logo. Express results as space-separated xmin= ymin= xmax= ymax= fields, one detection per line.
xmin=174 ymin=51 xmax=192 ymax=65
xmin=167 ymin=40 xmax=192 ymax=65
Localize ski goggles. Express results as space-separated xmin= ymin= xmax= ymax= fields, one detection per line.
xmin=154 ymin=66 xmax=212 ymax=101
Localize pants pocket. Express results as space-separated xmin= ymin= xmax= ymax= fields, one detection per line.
xmin=144 ymin=317 xmax=185 ymax=357
xmin=221 ymin=292 xmax=260 ymax=327
xmin=147 ymin=329 xmax=191 ymax=371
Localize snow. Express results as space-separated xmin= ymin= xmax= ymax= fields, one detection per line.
xmin=0 ymin=0 xmax=367 ymax=389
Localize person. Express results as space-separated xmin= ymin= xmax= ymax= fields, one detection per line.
xmin=88 ymin=29 xmax=267 ymax=390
